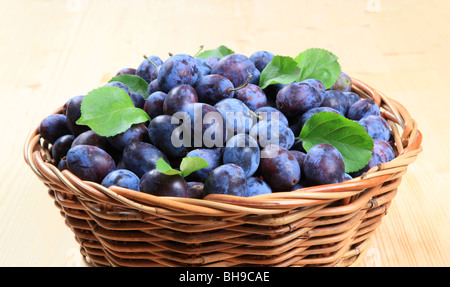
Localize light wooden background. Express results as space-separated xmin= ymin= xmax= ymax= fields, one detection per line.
xmin=1 ymin=0 xmax=449 ymax=267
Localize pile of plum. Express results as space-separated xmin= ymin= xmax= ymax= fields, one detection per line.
xmin=39 ymin=51 xmax=396 ymax=198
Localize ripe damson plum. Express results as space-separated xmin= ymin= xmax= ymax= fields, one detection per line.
xmin=182 ymin=102 xmax=226 ymax=148
xmin=223 ymin=134 xmax=260 ymax=178
xmin=320 ymin=90 xmax=351 ymax=115
xmin=342 ymin=92 xmax=360 ymax=106
xmin=372 ymin=138 xmax=395 ymax=163
xmin=104 ymin=81 xmax=130 ymax=95
xmin=185 ymin=147 xmax=222 ymax=182
xmin=233 ymin=84 xmax=268 ymax=111
xmin=245 ymin=177 xmax=272 ymax=197
xmin=303 ymin=144 xmax=345 ymax=185
xmin=66 ymin=145 xmax=116 ymax=183
xmin=147 ymin=115 xmax=190 ymax=159
xmin=211 ymin=54 xmax=260 ymax=88
xmin=163 ymin=85 xmax=198 ymax=115
xmin=101 ymin=169 xmax=140 ymax=191
xmin=51 ymin=134 xmax=74 ymax=164
xmin=250 ymin=120 xmax=294 ymax=150
xmin=300 ymin=107 xmax=342 ymax=126
xmin=276 ymin=82 xmax=324 ymax=117
xmin=107 ymin=123 xmax=149 ymax=151
xmin=358 ymin=115 xmax=391 ymax=141
xmin=330 ymin=72 xmax=352 ymax=92
xmin=255 ymin=106 xmax=289 ymax=127
xmin=299 ymin=79 xmax=325 ymax=94
xmin=289 ymin=150 xmax=306 ymax=172
xmin=139 ymin=169 xmax=189 ymax=197
xmin=187 ymin=182 xmax=204 ymax=199
xmin=205 ymin=57 xmax=220 ymax=70
xmin=39 ymin=114 xmax=72 ymax=144
xmin=214 ymin=98 xmax=255 ymax=139
xmin=347 ymin=99 xmax=380 ymax=120
xmin=122 ymin=141 xmax=169 ymax=177
xmin=194 ymin=57 xmax=212 ymax=82
xmin=144 ymin=91 xmax=167 ymax=119
xmin=350 ymin=151 xmax=382 ymax=178
xmin=203 ymin=164 xmax=247 ymax=197
xmin=194 ymin=74 xmax=235 ymax=105
xmin=129 ymin=92 xmax=145 ymax=109
xmin=136 ymin=55 xmax=163 ymax=83
xmin=249 ymin=51 xmax=274 ymax=72
xmin=147 ymin=79 xmax=160 ymax=95
xmin=259 ymin=145 xmax=301 ymax=191
xmin=157 ymin=54 xmax=199 ymax=93
xmin=116 ymin=67 xmax=137 ymax=76
xmin=72 ymin=130 xmax=110 ymax=151
xmin=65 ymin=95 xmax=90 ymax=136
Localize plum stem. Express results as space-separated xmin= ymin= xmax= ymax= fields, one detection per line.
xmin=143 ymin=55 xmax=158 ymax=68
xmin=193 ymin=45 xmax=204 ymax=58
xmin=229 ymin=71 xmax=253 ymax=92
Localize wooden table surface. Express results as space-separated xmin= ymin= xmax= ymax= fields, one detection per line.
xmin=1 ymin=0 xmax=449 ymax=267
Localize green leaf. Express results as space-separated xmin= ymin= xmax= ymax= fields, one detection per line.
xmin=156 ymin=158 xmax=182 ymax=176
xmin=76 ymin=86 xmax=150 ymax=137
xmin=155 ymin=157 xmax=210 ymax=178
xmin=179 ymin=156 xmax=210 ymax=178
xmin=294 ymin=48 xmax=342 ymax=89
xmin=259 ymin=55 xmax=300 ymax=89
xmin=109 ymin=74 xmax=149 ymax=99
xmin=298 ymin=112 xmax=374 ymax=173
xmin=196 ymin=45 xmax=235 ymax=59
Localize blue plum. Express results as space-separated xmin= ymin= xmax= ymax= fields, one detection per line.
xmin=115 ymin=68 xmax=136 ymax=76
xmin=347 ymin=99 xmax=380 ymax=120
xmin=249 ymin=119 xmax=294 ymax=150
xmin=136 ymin=55 xmax=163 ymax=83
xmin=303 ymin=144 xmax=345 ymax=185
xmin=299 ymin=79 xmax=326 ymax=94
xmin=249 ymin=51 xmax=274 ymax=72
xmin=330 ymin=72 xmax=352 ymax=92
xmin=107 ymin=123 xmax=149 ymax=151
xmin=39 ymin=114 xmax=72 ymax=144
xmin=259 ymin=145 xmax=301 ymax=191
xmin=147 ymin=115 xmax=190 ymax=159
xmin=194 ymin=74 xmax=235 ymax=105
xmin=66 ymin=145 xmax=116 ymax=183
xmin=163 ymin=85 xmax=198 ymax=115
xmin=104 ymin=81 xmax=130 ymax=95
xmin=223 ymin=134 xmax=260 ymax=178
xmin=372 ymin=139 xmax=395 ymax=163
xmin=300 ymin=107 xmax=342 ymax=126
xmin=245 ymin=177 xmax=272 ymax=197
xmin=214 ymin=98 xmax=255 ymax=139
xmin=72 ymin=130 xmax=110 ymax=152
xmin=203 ymin=164 xmax=247 ymax=197
xmin=157 ymin=54 xmax=199 ymax=93
xmin=51 ymin=134 xmax=74 ymax=164
xmin=358 ymin=115 xmax=391 ymax=142
xmin=319 ymin=90 xmax=351 ymax=115
xmin=276 ymin=82 xmax=324 ymax=117
xmin=342 ymin=92 xmax=360 ymax=106
xmin=122 ymin=141 xmax=169 ymax=177
xmin=211 ymin=54 xmax=260 ymax=88
xmin=183 ymin=102 xmax=226 ymax=148
xmin=187 ymin=182 xmax=204 ymax=199
xmin=101 ymin=169 xmax=140 ymax=191
xmin=143 ymin=91 xmax=167 ymax=119
xmin=129 ymin=92 xmax=145 ymax=109
xmin=140 ymin=169 xmax=189 ymax=197
xmin=185 ymin=147 xmax=223 ymax=182
xmin=65 ymin=96 xmax=90 ymax=136
xmin=255 ymin=106 xmax=289 ymax=127
xmin=233 ymin=84 xmax=268 ymax=111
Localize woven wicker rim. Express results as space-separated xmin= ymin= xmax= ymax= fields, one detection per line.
xmin=24 ymin=77 xmax=423 ymax=218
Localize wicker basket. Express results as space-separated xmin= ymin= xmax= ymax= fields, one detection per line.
xmin=24 ymin=78 xmax=422 ymax=267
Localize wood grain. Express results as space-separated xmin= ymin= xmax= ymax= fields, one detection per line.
xmin=1 ymin=0 xmax=449 ymax=267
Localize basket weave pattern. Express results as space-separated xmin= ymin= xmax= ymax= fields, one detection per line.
xmin=24 ymin=78 xmax=422 ymax=267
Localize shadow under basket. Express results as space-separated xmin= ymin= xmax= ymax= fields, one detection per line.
xmin=24 ymin=78 xmax=422 ymax=267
